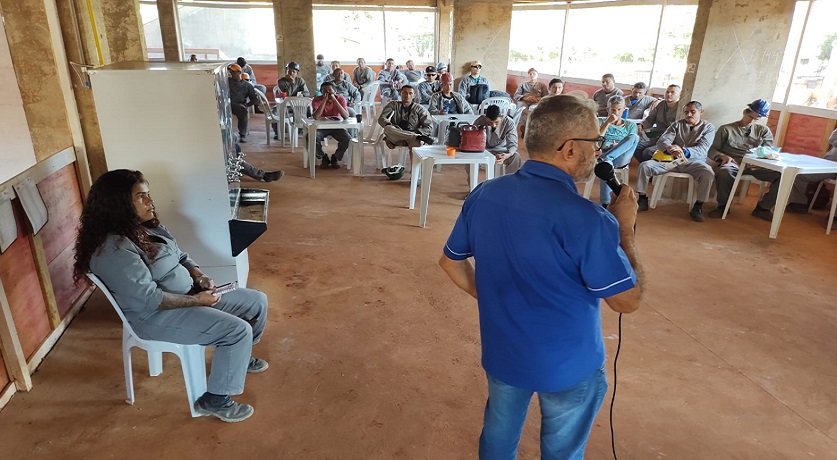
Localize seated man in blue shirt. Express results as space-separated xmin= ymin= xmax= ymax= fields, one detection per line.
xmin=597 ymin=95 xmax=639 ymax=208
xmin=438 ymin=95 xmax=644 ymax=460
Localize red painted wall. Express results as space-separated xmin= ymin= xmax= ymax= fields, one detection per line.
xmin=0 ymin=354 xmax=8 ymax=392
xmin=38 ymin=165 xmax=86 ymax=318
xmin=0 ymin=164 xmax=86 ymax=364
xmin=782 ymin=113 xmax=833 ymax=156
xmin=0 ymin=202 xmax=51 ymax=359
xmin=252 ymin=63 xmax=386 ymax=102
xmin=505 ymin=73 xmax=664 ymax=100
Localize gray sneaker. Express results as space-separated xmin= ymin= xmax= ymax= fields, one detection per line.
xmin=194 ymin=394 xmax=254 ymax=423
xmin=248 ymin=356 xmax=269 ymax=373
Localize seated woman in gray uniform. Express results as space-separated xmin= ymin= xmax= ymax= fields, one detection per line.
xmin=73 ymin=169 xmax=269 ymax=423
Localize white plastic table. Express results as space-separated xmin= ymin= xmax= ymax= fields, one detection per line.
xmin=430 ymin=114 xmax=480 ymax=145
xmin=722 ymin=152 xmax=837 ymax=238
xmin=301 ymin=118 xmax=362 ymax=178
xmin=410 ymin=146 xmax=494 ymax=228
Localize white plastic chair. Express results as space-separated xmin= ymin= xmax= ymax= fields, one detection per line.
xmin=478 ymin=97 xmax=512 ymax=115
xmin=510 ymin=105 xmax=525 ymax=126
xmin=735 ymin=174 xmax=767 ymax=204
xmin=254 ymin=89 xmax=281 ymax=146
xmin=349 ymin=122 xmax=385 ymax=175
xmin=580 ymin=166 xmax=630 ymax=200
xmin=281 ymin=96 xmax=313 ymax=151
xmin=650 ymin=172 xmax=696 ymax=209
xmin=359 ymin=82 xmax=380 ymax=126
xmin=808 ymin=178 xmax=837 ymax=235
xmin=87 ymin=273 xmax=207 ymax=417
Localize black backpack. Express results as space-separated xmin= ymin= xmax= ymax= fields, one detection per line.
xmin=468 ymin=84 xmax=490 ymax=105
xmin=445 ymin=121 xmax=470 ymax=147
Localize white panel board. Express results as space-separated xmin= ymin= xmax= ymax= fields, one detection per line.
xmin=0 ymin=16 xmax=37 ymax=185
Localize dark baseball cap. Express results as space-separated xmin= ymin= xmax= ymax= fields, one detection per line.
xmin=425 ymin=66 xmax=437 ymax=74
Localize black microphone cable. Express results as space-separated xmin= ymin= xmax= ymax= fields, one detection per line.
xmin=593 ymin=159 xmax=628 ymax=459
xmin=610 ymin=313 xmax=623 ymax=460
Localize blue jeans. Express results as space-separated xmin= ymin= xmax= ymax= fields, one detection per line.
xmin=599 ymin=134 xmax=639 ymax=204
xmin=479 ymin=368 xmax=607 ymax=460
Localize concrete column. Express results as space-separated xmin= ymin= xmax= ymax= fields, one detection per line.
xmin=681 ymin=0 xmax=795 ymax=124
xmin=99 ymin=0 xmax=145 ymax=63
xmin=436 ymin=0 xmax=452 ymax=67
xmin=0 ymin=0 xmax=73 ymax=160
xmin=273 ymin=0 xmax=316 ymax=92
xmin=156 ymin=0 xmax=183 ymax=62
xmin=451 ymin=0 xmax=513 ymax=94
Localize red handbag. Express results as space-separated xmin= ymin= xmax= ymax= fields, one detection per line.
xmin=459 ymin=124 xmax=487 ymax=152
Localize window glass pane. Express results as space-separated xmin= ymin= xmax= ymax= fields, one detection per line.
xmin=313 ymin=9 xmax=385 ymax=63
xmin=508 ymin=8 xmax=565 ymax=75
xmin=773 ymin=1 xmax=809 ymax=104
xmin=786 ymin=0 xmax=837 ymax=109
xmin=384 ymin=10 xmax=435 ymax=63
xmin=562 ymin=4 xmax=662 ymax=85
xmin=179 ymin=5 xmax=277 ymax=61
xmin=650 ymin=5 xmax=696 ymax=88
xmin=139 ymin=2 xmax=163 ymax=60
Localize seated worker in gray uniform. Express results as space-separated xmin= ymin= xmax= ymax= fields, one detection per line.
xmin=474 ymin=104 xmax=521 ymax=175
xmin=458 ymin=60 xmax=491 ymax=101
xmin=592 ymin=73 xmax=623 ymax=117
xmin=513 ymin=68 xmax=549 ymax=108
xmin=635 ymin=84 xmax=681 ymax=162
xmin=514 ymin=68 xmax=549 ymax=137
xmin=378 ymin=85 xmax=434 ymax=149
xmin=275 ymin=61 xmax=310 ymax=97
xmin=232 ymin=143 xmax=284 ymax=182
xmin=74 ymin=169 xmax=269 ymax=423
xmin=635 ymin=101 xmax=716 ymax=222
xmin=227 ymin=64 xmax=258 ymax=143
xmin=236 ymin=57 xmax=267 ymax=97
xmin=328 ymin=68 xmax=361 ymax=117
xmin=403 ymin=60 xmax=425 ymax=84
xmin=429 ymin=73 xmax=474 ymax=115
xmin=624 ymin=82 xmax=658 ymax=120
xmin=416 ymin=66 xmax=439 ymax=105
xmin=314 ymin=54 xmax=329 ymax=88
xmin=378 ymin=58 xmax=407 ymax=107
xmin=353 ymin=57 xmax=376 ymax=99
xmin=707 ymin=99 xmax=809 ymax=220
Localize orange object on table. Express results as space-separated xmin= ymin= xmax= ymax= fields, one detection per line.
xmin=446 ymin=146 xmax=456 ymax=156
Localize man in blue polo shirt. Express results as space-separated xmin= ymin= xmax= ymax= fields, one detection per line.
xmin=439 ymin=95 xmax=644 ymax=460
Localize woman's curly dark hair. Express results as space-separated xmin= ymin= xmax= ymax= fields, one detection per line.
xmin=73 ymin=169 xmax=159 ymax=282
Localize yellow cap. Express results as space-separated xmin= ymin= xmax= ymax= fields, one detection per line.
xmin=651 ymin=150 xmax=674 ymax=162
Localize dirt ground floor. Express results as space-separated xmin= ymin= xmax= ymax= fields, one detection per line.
xmin=1 ymin=119 xmax=836 ymax=459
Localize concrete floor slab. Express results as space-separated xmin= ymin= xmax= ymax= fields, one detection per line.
xmin=1 ymin=122 xmax=836 ymax=459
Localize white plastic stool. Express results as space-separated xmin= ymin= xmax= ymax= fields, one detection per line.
xmin=650 ymin=172 xmax=696 ymax=209
xmin=87 ymin=274 xmax=207 ymax=417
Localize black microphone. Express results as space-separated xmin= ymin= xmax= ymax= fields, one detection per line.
xmin=594 ymin=161 xmax=623 ymax=195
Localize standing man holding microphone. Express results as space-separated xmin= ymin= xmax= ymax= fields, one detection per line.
xmin=439 ymin=95 xmax=644 ymax=460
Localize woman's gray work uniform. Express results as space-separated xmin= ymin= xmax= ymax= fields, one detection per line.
xmin=90 ymin=225 xmax=268 ymax=396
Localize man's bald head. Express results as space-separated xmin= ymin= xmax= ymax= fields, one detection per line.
xmin=526 ymin=95 xmax=597 ymax=161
